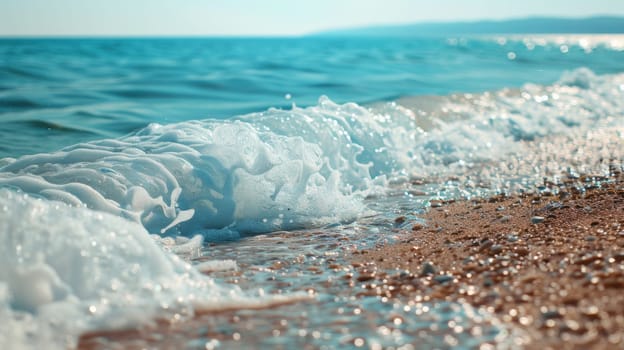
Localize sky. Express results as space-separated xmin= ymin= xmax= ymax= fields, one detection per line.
xmin=1 ymin=0 xmax=624 ymax=37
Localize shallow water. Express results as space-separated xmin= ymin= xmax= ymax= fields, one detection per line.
xmin=1 ymin=35 xmax=624 ymax=349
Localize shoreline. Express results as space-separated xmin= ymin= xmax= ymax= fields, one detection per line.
xmin=76 ymin=177 xmax=624 ymax=349
xmin=352 ymin=179 xmax=624 ymax=349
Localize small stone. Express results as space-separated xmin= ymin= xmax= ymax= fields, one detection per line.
xmin=561 ymin=294 xmax=581 ymax=305
xmin=270 ymin=261 xmax=285 ymax=270
xmin=516 ymin=247 xmax=530 ymax=256
xmin=394 ymin=216 xmax=406 ymax=224
xmin=541 ymin=310 xmax=562 ymax=320
xmin=433 ymin=275 xmax=454 ymax=284
xmin=506 ymin=234 xmax=519 ymax=242
xmin=490 ymin=245 xmax=503 ymax=254
xmin=499 ymin=215 xmax=512 ymax=223
xmin=421 ymin=262 xmax=437 ymax=276
xmin=463 ymin=256 xmax=476 ymax=264
xmin=357 ymin=274 xmax=375 ymax=282
xmin=531 ymin=216 xmax=545 ymax=224
xmin=479 ymin=239 xmax=494 ymax=252
xmin=544 ymin=201 xmax=563 ymax=211
xmin=430 ymin=200 xmax=443 ymax=208
xmin=585 ymin=235 xmax=597 ymax=242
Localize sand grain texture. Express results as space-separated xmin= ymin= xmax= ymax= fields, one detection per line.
xmin=353 ymin=182 xmax=624 ymax=349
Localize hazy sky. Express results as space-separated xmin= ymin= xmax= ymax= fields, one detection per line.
xmin=2 ymin=0 xmax=624 ymax=36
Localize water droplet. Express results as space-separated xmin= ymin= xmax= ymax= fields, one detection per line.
xmin=354 ymin=338 xmax=365 ymax=347
xmin=204 ymin=339 xmax=220 ymax=350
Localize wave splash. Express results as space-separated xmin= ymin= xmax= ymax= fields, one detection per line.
xmin=1 ymin=68 xmax=623 ymax=238
xmin=0 ymin=189 xmax=228 ymax=349
xmin=0 ymin=98 xmax=414 ymax=237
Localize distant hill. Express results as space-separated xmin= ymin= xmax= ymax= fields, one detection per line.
xmin=312 ymin=17 xmax=624 ymax=37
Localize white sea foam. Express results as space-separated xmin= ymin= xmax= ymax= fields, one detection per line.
xmin=397 ymin=68 xmax=623 ymax=170
xmin=0 ymin=189 xmax=309 ymax=349
xmin=0 ymin=189 xmax=211 ymax=348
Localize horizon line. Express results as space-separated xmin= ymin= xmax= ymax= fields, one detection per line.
xmin=1 ymin=15 xmax=623 ymax=38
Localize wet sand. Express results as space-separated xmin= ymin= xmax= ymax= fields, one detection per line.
xmin=352 ymin=180 xmax=624 ymax=349
xmin=78 ymin=176 xmax=624 ymax=349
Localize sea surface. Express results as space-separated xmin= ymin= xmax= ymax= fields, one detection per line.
xmin=1 ymin=35 xmax=624 ymax=349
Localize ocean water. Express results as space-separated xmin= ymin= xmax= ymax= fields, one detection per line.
xmin=1 ymin=35 xmax=624 ymax=349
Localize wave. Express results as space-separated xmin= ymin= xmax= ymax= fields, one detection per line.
xmin=0 ymin=68 xmax=623 ymax=348
xmin=1 ymin=68 xmax=623 ymax=238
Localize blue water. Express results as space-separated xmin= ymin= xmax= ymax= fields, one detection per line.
xmin=1 ymin=35 xmax=624 ymax=349
xmin=2 ymin=37 xmax=623 ymax=157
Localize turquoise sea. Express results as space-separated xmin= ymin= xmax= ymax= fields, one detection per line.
xmin=1 ymin=35 xmax=623 ymax=348
xmin=2 ymin=37 xmax=623 ymax=157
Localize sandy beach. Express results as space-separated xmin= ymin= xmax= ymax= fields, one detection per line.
xmin=352 ymin=177 xmax=624 ymax=349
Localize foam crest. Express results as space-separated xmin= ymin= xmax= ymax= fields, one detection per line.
xmin=0 ymin=98 xmax=419 ymax=236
